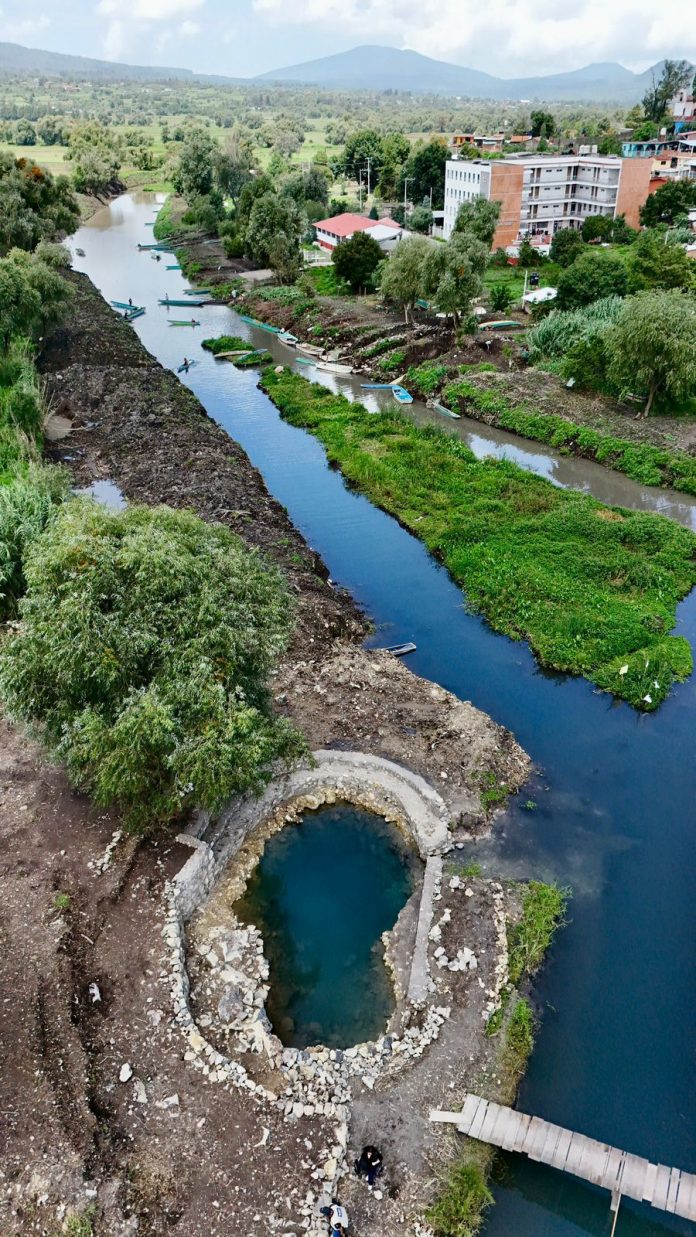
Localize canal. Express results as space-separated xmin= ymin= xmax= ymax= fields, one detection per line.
xmin=72 ymin=193 xmax=696 ymax=1235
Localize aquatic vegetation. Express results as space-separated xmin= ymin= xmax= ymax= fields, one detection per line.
xmin=202 ymin=334 xmax=252 ymax=354
xmin=508 ymin=882 xmax=568 ymax=985
xmin=261 ymin=370 xmax=696 ymax=709
xmin=427 ymin=1157 xmax=493 ymax=1237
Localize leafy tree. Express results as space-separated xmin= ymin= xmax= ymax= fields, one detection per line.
xmin=0 ymin=248 xmax=73 ymax=351
xmin=173 ymin=128 xmax=219 ymax=202
xmin=245 ymin=191 xmax=303 ymax=276
xmin=556 ymin=249 xmax=628 ymax=310
xmin=281 ymin=165 xmax=329 ymax=208
xmin=409 ymin=205 xmax=433 ymax=234
xmin=627 ymin=231 xmax=695 ymax=293
xmin=342 ymin=129 xmax=384 ymax=182
xmin=531 ymin=110 xmax=556 ymax=138
xmin=640 ymin=179 xmax=696 ymax=228
xmin=379 ymin=235 xmax=430 ymax=324
xmin=332 ymin=230 xmax=383 ymax=291
xmin=215 ymin=126 xmax=254 ymax=206
xmin=517 ymin=238 xmax=538 ymax=268
xmin=400 ymin=139 xmax=448 ymax=209
xmin=13 ymin=120 xmax=36 ymax=146
xmin=610 ymin=214 xmax=638 ymax=245
xmin=605 ymin=290 xmax=696 ymax=416
xmin=0 ymin=154 xmax=79 ymax=255
xmin=67 ymin=121 xmax=122 ymax=195
xmin=550 ymin=227 xmax=585 ymax=268
xmin=597 ymin=132 xmax=622 ymax=156
xmin=0 ymin=503 xmax=303 ymax=832
xmin=642 ymin=59 xmax=692 ymax=123
xmin=581 ymin=214 xmax=613 ymax=242
xmin=453 ymin=197 xmax=501 ymax=247
xmin=237 ymin=174 xmax=274 ymax=225
xmin=490 ymin=284 xmax=513 ymax=312
xmin=422 ymin=232 xmax=488 ymax=326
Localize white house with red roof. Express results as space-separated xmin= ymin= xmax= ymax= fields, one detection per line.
xmin=313 ymin=212 xmax=405 ymax=252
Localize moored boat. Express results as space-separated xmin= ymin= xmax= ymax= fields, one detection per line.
xmin=428 ymin=399 xmax=461 ymax=420
xmin=315 ymin=361 xmax=353 ymax=375
xmin=392 ymin=385 xmax=413 ymax=405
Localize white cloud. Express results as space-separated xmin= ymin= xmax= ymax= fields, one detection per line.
xmin=252 ymin=0 xmax=696 ymax=77
xmin=98 ymin=0 xmax=204 ymax=20
xmin=0 ymin=13 xmax=51 ymax=42
xmin=178 ymin=18 xmax=200 ymax=36
xmin=103 ymin=17 xmax=126 ymax=59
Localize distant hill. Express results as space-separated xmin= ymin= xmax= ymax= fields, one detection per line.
xmin=255 ymin=45 xmax=679 ymax=103
xmin=0 ymin=40 xmax=241 ymax=83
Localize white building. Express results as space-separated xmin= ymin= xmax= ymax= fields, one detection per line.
xmin=443 ymin=155 xmax=651 ymax=245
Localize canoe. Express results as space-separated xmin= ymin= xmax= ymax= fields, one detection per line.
xmin=159 ymin=299 xmax=207 ymax=308
xmin=296 ymin=343 xmax=324 ymax=357
xmin=239 ymin=314 xmax=281 ymax=334
xmin=429 ymin=399 xmax=461 ymax=420
xmin=137 ymin=243 xmax=159 ymax=250
xmin=177 ymin=360 xmax=197 ymax=374
xmin=111 ymin=300 xmax=140 ymax=310
xmin=483 ymin=319 xmax=525 ymax=330
xmin=315 ymin=361 xmax=353 ymax=375
xmin=294 ymin=356 xmax=316 ymax=367
xmin=124 ymin=307 xmax=145 ymax=321
xmin=166 ymin=265 xmax=182 ymax=271
xmin=279 ymin=331 xmax=299 ymax=344
xmin=75 ymin=248 xmax=86 ymax=257
xmin=385 ymin=642 xmax=417 ymax=657
xmin=184 ymin=288 xmax=213 ymax=295
xmin=392 ymin=385 xmax=413 ymax=405
xmin=168 ymin=320 xmax=201 ymax=326
xmin=361 ymin=383 xmax=395 ymax=390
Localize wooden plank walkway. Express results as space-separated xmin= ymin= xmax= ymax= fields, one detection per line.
xmin=431 ymin=1096 xmax=696 ymax=1223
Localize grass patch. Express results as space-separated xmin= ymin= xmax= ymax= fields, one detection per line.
xmin=152 ymin=195 xmax=177 ymax=240
xmin=202 ymin=335 xmax=250 ymax=354
xmin=446 ymin=379 xmax=696 ymax=498
xmin=362 ymin=336 xmax=406 ymax=359
xmin=405 ymin=360 xmax=449 ymax=396
xmin=260 ymin=370 xmax=696 ymax=710
xmin=508 ymin=882 xmax=568 ymax=985
xmin=427 ymin=1155 xmax=494 ymax=1237
xmin=377 ymin=348 xmax=407 ymax=374
xmin=305 ymin=265 xmax=352 ymax=297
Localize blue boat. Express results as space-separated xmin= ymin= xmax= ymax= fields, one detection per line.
xmin=125 ymin=306 xmax=145 ymax=321
xmin=177 ymin=360 xmax=197 ymax=374
xmin=239 ymin=314 xmax=281 ymax=334
xmin=167 ymin=264 xmax=182 ymax=271
xmin=392 ymin=385 xmax=413 ymax=405
xmin=361 ymin=383 xmax=395 ymax=390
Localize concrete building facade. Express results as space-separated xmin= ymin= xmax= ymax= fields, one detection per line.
xmin=443 ymin=154 xmax=654 ymax=246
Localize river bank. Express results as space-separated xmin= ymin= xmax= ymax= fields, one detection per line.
xmin=0 ymin=260 xmax=563 ymax=1235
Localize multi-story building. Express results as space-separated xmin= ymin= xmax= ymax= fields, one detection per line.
xmin=443 ymin=155 xmax=654 ymax=246
xmin=671 ymin=88 xmax=696 ymax=129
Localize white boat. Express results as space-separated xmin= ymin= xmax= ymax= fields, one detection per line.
xmin=315 ymin=361 xmax=353 ymax=375
xmin=296 ymin=342 xmax=324 ymax=357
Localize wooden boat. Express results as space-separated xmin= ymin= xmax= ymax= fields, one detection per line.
xmin=168 ymin=319 xmax=201 ymax=327
xmin=483 ymin=319 xmax=525 ymax=330
xmin=159 ymin=298 xmax=207 ymax=308
xmin=75 ymin=247 xmax=86 ymax=257
xmin=177 ymin=360 xmax=197 ymax=374
xmin=137 ymin=243 xmax=159 ymax=250
xmin=392 ymin=385 xmax=413 ymax=405
xmin=279 ymin=330 xmax=299 ymax=345
xmin=166 ymin=264 xmax=182 ymax=271
xmin=239 ymin=314 xmax=281 ymax=334
xmin=183 ymin=288 xmax=212 ymax=295
xmin=429 ymin=399 xmax=461 ymax=420
xmin=385 ymin=642 xmax=417 ymax=657
xmin=145 ymin=221 xmax=154 ymax=227
xmin=361 ymin=383 xmax=395 ymax=390
xmin=296 ymin=342 xmax=324 ymax=357
xmin=111 ymin=300 xmax=140 ymax=311
xmin=315 ymin=361 xmax=353 ymax=375
xmin=124 ymin=307 xmax=145 ymax=321
xmin=294 ymin=356 xmax=316 ymax=367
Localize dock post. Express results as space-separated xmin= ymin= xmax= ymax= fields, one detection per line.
xmin=610 ymin=1192 xmax=621 ymax=1236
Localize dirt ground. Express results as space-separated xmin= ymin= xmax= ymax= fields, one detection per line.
xmin=0 ymin=273 xmax=537 ymax=1235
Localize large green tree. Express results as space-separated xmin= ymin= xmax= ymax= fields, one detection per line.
xmin=173 ymin=128 xmax=219 ymax=202
xmin=0 ymin=503 xmax=304 ymax=832
xmin=422 ymin=232 xmax=488 ymax=325
xmin=332 ymin=231 xmax=383 ymax=291
xmin=400 ymin=140 xmax=449 ymax=209
xmin=342 ymin=129 xmax=385 ymax=183
xmin=627 ymin=231 xmax=695 ymax=293
xmin=453 ymin=198 xmax=501 ymax=247
xmin=245 ymin=190 xmax=303 ymax=277
xmin=0 ymin=153 xmax=80 ymax=255
xmin=556 ymin=249 xmax=628 ymax=309
xmin=642 ymin=59 xmax=692 ymax=122
xmin=0 ymin=248 xmax=73 ymax=351
xmin=550 ymin=227 xmax=585 ymax=268
xmin=379 ymin=235 xmax=430 ymax=324
xmin=640 ymin=179 xmax=696 ymax=228
xmin=605 ymin=291 xmax=696 ymax=416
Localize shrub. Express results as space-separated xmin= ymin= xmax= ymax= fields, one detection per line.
xmin=0 ymin=462 xmax=68 ymax=618
xmin=527 ymin=297 xmax=623 ymax=361
xmin=427 ymin=1160 xmax=493 ymax=1237
xmin=489 ymin=283 xmax=513 ymax=312
xmin=202 ymin=334 xmax=250 ymax=354
xmin=0 ymin=503 xmax=304 ymax=831
xmin=556 ymin=249 xmax=628 ymax=310
xmin=508 ymin=882 xmax=568 ymax=985
xmin=405 ymin=361 xmax=449 ymax=396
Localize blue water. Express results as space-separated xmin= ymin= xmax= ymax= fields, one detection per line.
xmin=74 ymin=195 xmax=696 ymax=1235
xmin=234 ymin=804 xmax=419 ymax=1048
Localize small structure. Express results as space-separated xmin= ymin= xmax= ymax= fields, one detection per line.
xmin=313 ymin=212 xmax=404 ymax=252
xmin=523 ymin=286 xmax=557 ymax=311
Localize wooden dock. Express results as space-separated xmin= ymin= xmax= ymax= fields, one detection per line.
xmin=431 ymin=1096 xmax=696 ymax=1224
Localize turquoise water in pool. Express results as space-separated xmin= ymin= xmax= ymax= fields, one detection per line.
xmin=234 ymin=804 xmax=421 ymax=1048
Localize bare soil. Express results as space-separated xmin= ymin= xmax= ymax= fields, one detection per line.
xmin=0 ymin=272 xmax=534 ymax=1234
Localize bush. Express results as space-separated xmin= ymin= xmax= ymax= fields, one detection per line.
xmin=202 ymin=335 xmax=250 ymax=354
xmin=556 ymin=249 xmax=628 ymax=309
xmin=332 ymin=230 xmax=383 ymax=291
xmin=527 ymin=296 xmax=623 ymax=361
xmin=489 ymin=283 xmax=513 ymax=312
xmin=223 ymin=232 xmax=245 ymax=259
xmin=508 ymin=882 xmax=568 ymax=984
xmin=0 ymin=462 xmax=68 ymax=618
xmin=550 ymin=228 xmax=585 ymax=268
xmin=405 ymin=360 xmax=449 ymax=395
xmin=427 ymin=1160 xmax=493 ymax=1237
xmin=0 ymin=503 xmax=304 ymax=831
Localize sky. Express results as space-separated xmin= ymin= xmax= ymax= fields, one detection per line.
xmin=0 ymin=0 xmax=694 ymax=80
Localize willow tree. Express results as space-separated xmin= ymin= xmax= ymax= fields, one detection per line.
xmin=605 ymin=291 xmax=696 ymax=417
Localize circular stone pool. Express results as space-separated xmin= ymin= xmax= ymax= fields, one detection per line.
xmin=234 ymin=803 xmax=422 ymax=1048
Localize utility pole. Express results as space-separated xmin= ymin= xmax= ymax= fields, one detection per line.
xmin=358 ymin=170 xmax=364 ymax=211
xmin=403 ymin=176 xmax=413 ymax=220
xmin=366 ymin=156 xmax=373 ymax=200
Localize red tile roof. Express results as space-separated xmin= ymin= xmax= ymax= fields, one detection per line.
xmin=313 ymin=213 xmax=376 ymax=237
xmin=314 ymin=213 xmax=404 ymax=238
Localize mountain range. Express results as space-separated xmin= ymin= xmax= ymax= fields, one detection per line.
xmin=0 ymin=39 xmax=685 ymax=103
xmin=255 ymin=45 xmax=671 ymax=102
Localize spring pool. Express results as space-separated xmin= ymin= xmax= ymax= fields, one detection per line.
xmin=234 ymin=803 xmax=421 ymax=1048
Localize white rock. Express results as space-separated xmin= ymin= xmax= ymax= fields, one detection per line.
xmin=119 ymin=1063 xmax=133 ymax=1083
